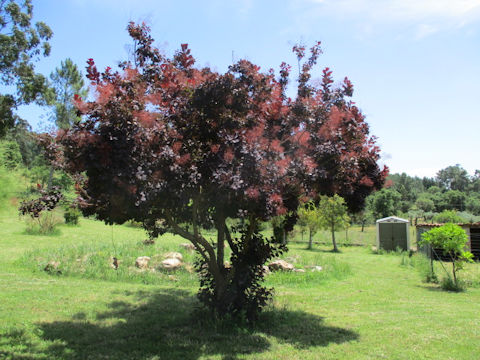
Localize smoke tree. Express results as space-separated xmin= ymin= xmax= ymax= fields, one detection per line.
xmin=55 ymin=23 xmax=386 ymax=320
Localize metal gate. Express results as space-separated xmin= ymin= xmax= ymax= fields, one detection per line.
xmin=470 ymin=228 xmax=480 ymax=261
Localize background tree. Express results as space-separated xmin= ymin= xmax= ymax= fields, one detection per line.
xmin=317 ymin=195 xmax=350 ymax=252
xmin=4 ymin=116 xmax=39 ymax=167
xmin=49 ymin=58 xmax=88 ymax=129
xmin=436 ymin=164 xmax=469 ymax=192
xmin=466 ymin=195 xmax=480 ymax=216
xmin=0 ymin=0 xmax=53 ymax=137
xmin=367 ymin=188 xmax=401 ymax=219
xmin=415 ymin=195 xmax=435 ymax=213
xmin=54 ymin=23 xmax=386 ymax=320
xmin=298 ymin=202 xmax=321 ymax=249
xmin=437 ymin=190 xmax=466 ymax=212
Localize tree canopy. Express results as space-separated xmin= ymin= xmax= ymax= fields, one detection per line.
xmin=52 ymin=22 xmax=387 ymax=320
xmin=49 ymin=58 xmax=87 ymax=129
xmin=0 ymin=0 xmax=53 ymax=137
xmin=317 ymin=194 xmax=350 ymax=252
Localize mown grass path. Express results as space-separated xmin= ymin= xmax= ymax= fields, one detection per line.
xmin=1 ymin=211 xmax=479 ymax=359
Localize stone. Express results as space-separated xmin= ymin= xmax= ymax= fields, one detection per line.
xmin=294 ymin=268 xmax=306 ymax=273
xmin=311 ymin=265 xmax=323 ymax=272
xmin=135 ymin=256 xmax=151 ymax=269
xmin=262 ymin=265 xmax=271 ymax=275
xmin=268 ymin=259 xmax=294 ymax=272
xmin=180 ymin=243 xmax=196 ymax=251
xmin=44 ymin=261 xmax=60 ymax=274
xmin=163 ymin=252 xmax=183 ymax=261
xmin=161 ymin=258 xmax=182 ymax=271
xmin=110 ymin=257 xmax=120 ymax=270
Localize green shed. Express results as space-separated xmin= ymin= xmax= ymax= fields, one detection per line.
xmin=376 ymin=216 xmax=410 ymax=251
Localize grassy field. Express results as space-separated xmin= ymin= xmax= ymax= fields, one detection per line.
xmin=1 ymin=206 xmax=479 ymax=359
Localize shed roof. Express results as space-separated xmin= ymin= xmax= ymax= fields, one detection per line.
xmin=376 ymin=216 xmax=409 ymax=224
xmin=416 ymin=222 xmax=480 ymax=228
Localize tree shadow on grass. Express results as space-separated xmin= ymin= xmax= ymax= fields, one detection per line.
xmin=1 ymin=289 xmax=358 ymax=359
xmin=306 ymin=247 xmax=342 ymax=254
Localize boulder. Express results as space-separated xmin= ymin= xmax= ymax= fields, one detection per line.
xmin=161 ymin=258 xmax=182 ymax=271
xmin=164 ymin=252 xmax=183 ymax=261
xmin=268 ymin=259 xmax=294 ymax=272
xmin=135 ymin=256 xmax=151 ymax=269
xmin=180 ymin=243 xmax=196 ymax=251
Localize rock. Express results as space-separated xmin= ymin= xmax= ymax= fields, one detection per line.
xmin=294 ymin=268 xmax=306 ymax=273
xmin=44 ymin=261 xmax=61 ymax=274
xmin=311 ymin=265 xmax=323 ymax=272
xmin=268 ymin=259 xmax=294 ymax=272
xmin=164 ymin=252 xmax=183 ymax=261
xmin=110 ymin=257 xmax=120 ymax=270
xmin=135 ymin=256 xmax=151 ymax=269
xmin=161 ymin=258 xmax=182 ymax=271
xmin=180 ymin=243 xmax=196 ymax=251
xmin=262 ymin=265 xmax=271 ymax=275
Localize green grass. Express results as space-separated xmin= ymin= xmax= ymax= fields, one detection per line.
xmin=1 ymin=205 xmax=480 ymax=359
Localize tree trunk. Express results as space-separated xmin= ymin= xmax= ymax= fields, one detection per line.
xmin=308 ymin=228 xmax=313 ymax=250
xmin=361 ymin=219 xmax=365 ymax=232
xmin=452 ymin=260 xmax=457 ymax=286
xmin=282 ymin=228 xmax=287 ymax=245
xmin=47 ymin=166 xmax=54 ymax=190
xmin=331 ymin=224 xmax=339 ymax=252
xmin=216 ymin=212 xmax=225 ymax=270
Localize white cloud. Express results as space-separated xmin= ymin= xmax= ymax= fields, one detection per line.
xmin=294 ymin=0 xmax=480 ymax=39
xmin=415 ymin=23 xmax=439 ymax=39
xmin=233 ymin=0 xmax=254 ymax=14
xmin=308 ymin=0 xmax=480 ymax=21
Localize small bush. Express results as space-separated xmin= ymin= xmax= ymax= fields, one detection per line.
xmin=24 ymin=211 xmax=62 ymax=235
xmin=64 ymin=206 xmax=80 ymax=225
xmin=440 ymin=276 xmax=465 ymax=292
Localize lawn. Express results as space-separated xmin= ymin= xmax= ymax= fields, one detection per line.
xmin=0 ymin=207 xmax=479 ymax=359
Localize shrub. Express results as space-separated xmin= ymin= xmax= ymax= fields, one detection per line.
xmin=24 ymin=211 xmax=62 ymax=235
xmin=440 ymin=276 xmax=465 ymax=292
xmin=420 ymin=223 xmax=473 ymax=289
xmin=433 ymin=210 xmax=463 ymax=224
xmin=64 ymin=206 xmax=80 ymax=225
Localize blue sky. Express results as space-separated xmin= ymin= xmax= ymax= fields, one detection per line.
xmin=17 ymin=0 xmax=480 ymax=178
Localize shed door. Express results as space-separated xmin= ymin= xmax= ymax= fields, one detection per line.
xmin=379 ymin=223 xmax=407 ymax=251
